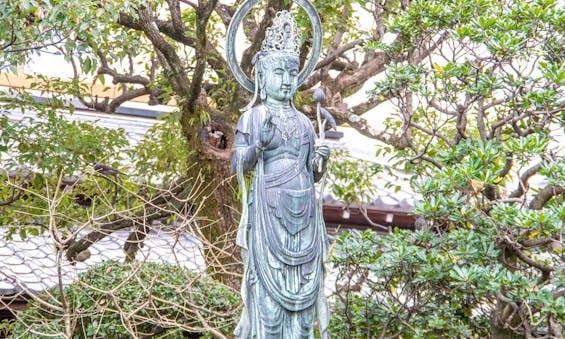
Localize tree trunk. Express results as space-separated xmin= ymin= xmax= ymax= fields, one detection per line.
xmin=183 ymin=113 xmax=242 ymax=288
xmin=491 ymin=248 xmax=523 ymax=338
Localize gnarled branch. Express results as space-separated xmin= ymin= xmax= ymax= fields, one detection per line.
xmin=529 ymin=185 xmax=565 ymax=210
xmin=509 ymin=164 xmax=541 ymax=199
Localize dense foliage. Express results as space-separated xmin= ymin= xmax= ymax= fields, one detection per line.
xmin=0 ymin=90 xmax=191 ymax=250
xmin=328 ymin=0 xmax=564 ymax=337
xmin=11 ymin=260 xmax=240 ymax=338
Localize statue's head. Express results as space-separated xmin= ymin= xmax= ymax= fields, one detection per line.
xmin=253 ymin=11 xmax=302 ymax=105
xmin=256 ymin=54 xmax=299 ymax=103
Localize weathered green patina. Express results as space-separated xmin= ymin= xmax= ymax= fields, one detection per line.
xmin=228 ymin=6 xmax=330 ymax=339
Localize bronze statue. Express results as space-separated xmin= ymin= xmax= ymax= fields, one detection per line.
xmin=228 ymin=5 xmax=330 ymax=339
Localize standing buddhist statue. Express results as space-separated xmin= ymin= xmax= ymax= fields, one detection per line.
xmin=227 ymin=4 xmax=330 ymax=338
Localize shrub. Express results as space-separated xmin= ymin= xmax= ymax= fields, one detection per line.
xmin=11 ymin=260 xmax=240 ymax=338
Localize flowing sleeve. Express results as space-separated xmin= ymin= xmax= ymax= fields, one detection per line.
xmin=232 ymin=107 xmax=265 ymax=249
xmin=233 ymin=110 xmax=252 ymax=250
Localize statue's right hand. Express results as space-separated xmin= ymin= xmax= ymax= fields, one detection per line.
xmin=258 ymin=115 xmax=275 ymax=149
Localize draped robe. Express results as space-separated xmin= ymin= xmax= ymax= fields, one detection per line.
xmin=233 ymin=105 xmax=329 ymax=339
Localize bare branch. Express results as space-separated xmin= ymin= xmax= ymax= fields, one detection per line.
xmin=409 ymin=122 xmax=453 ymax=146
xmin=519 ymin=237 xmax=555 ymax=248
xmin=167 ymin=0 xmax=186 ymax=35
xmin=187 ymin=0 xmax=218 ymax=113
xmin=331 ymin=107 xmax=409 ymax=150
xmin=529 ymin=185 xmax=565 ymax=210
xmin=124 ymin=222 xmax=150 ymax=262
xmin=65 ymin=175 xmax=190 ymax=261
xmin=428 ymin=99 xmax=456 ymax=116
xmin=334 ymin=51 xmax=390 ymax=93
xmin=97 ymin=50 xmax=151 ymax=85
xmin=509 ymin=164 xmax=541 ymax=199
xmin=215 ymin=3 xmax=234 ymax=26
xmin=135 ymin=5 xmax=192 ymax=101
xmin=316 ymin=39 xmax=365 ymax=70
xmin=476 ymin=97 xmax=488 ymax=140
xmin=108 ymin=87 xmax=156 ymax=112
xmin=497 ymin=153 xmax=514 ymax=179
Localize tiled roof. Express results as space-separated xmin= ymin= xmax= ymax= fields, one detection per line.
xmin=1 ymin=103 xmax=160 ymax=145
xmin=0 ymin=228 xmax=204 ymax=296
xmin=322 ymin=136 xmax=419 ymax=212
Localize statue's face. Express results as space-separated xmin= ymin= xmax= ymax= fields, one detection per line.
xmin=261 ymin=56 xmax=299 ymax=103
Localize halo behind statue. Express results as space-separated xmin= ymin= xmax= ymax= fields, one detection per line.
xmin=226 ymin=0 xmax=322 ymax=93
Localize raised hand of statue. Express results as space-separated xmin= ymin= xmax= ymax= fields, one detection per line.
xmin=258 ymin=115 xmax=276 ymax=150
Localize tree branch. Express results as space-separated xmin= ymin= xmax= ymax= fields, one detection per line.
xmin=428 ymin=99 xmax=456 ymax=116
xmin=331 ymin=107 xmax=410 ymax=150
xmin=519 ymin=237 xmax=554 ymax=248
xmin=240 ymin=0 xmax=287 ymax=75
xmin=409 ymin=122 xmax=453 ymax=146
xmin=166 ymin=0 xmax=186 ymax=35
xmin=498 ymin=153 xmax=514 ymax=179
xmin=476 ymin=97 xmax=488 ymax=140
xmin=108 ymin=87 xmax=157 ymax=112
xmin=123 ymin=222 xmax=150 ymax=262
xmin=509 ymin=164 xmax=541 ymax=199
xmin=529 ymin=185 xmax=565 ymax=210
xmin=66 ymin=209 xmax=171 ymax=262
xmin=136 ymin=5 xmax=191 ymax=101
xmin=334 ymin=51 xmax=390 ymax=93
xmin=316 ymin=39 xmax=365 ymax=70
xmin=65 ymin=175 xmax=190 ymax=261
xmin=0 ymin=189 xmax=23 ymax=206
xmin=97 ymin=50 xmax=151 ymax=86
xmin=187 ymin=0 xmax=218 ymax=113
xmin=214 ymin=3 xmax=234 ymax=26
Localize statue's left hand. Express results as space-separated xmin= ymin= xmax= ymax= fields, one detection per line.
xmin=314 ymin=145 xmax=330 ymax=175
xmin=315 ymin=145 xmax=330 ymax=160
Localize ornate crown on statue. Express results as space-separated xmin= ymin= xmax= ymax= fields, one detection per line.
xmin=260 ymin=11 xmax=302 ymax=56
xmin=226 ymin=0 xmax=321 ymax=93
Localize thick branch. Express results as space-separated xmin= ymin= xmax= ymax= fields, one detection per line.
xmin=519 ymin=237 xmax=554 ymax=248
xmin=215 ymin=3 xmax=234 ymax=26
xmin=498 ymin=153 xmax=514 ymax=179
xmin=65 ymin=208 xmax=171 ymax=262
xmin=240 ymin=0 xmax=287 ymax=75
xmin=529 ymin=185 xmax=565 ymax=210
xmin=509 ymin=164 xmax=541 ymax=198
xmin=123 ymin=222 xmax=150 ymax=262
xmin=331 ymin=107 xmax=410 ymax=150
xmin=166 ymin=0 xmax=186 ymax=35
xmin=334 ymin=51 xmax=390 ymax=92
xmin=428 ymin=99 xmax=456 ymax=116
xmin=187 ymin=0 xmax=218 ymax=112
xmin=299 ymin=70 xmax=322 ymax=90
xmin=476 ymin=97 xmax=488 ymax=140
xmin=501 ymin=236 xmax=554 ymax=283
xmin=511 ymin=244 xmax=553 ymax=283
xmin=136 ymin=7 xmax=191 ymax=99
xmin=316 ymin=39 xmax=365 ymax=70
xmin=108 ymin=87 xmax=157 ymax=112
xmin=97 ymin=50 xmax=151 ymax=86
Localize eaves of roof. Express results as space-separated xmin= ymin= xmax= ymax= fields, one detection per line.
xmin=0 ymin=228 xmax=204 ymax=305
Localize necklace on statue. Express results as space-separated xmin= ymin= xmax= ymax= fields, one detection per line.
xmin=267 ymin=106 xmax=297 ymax=144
